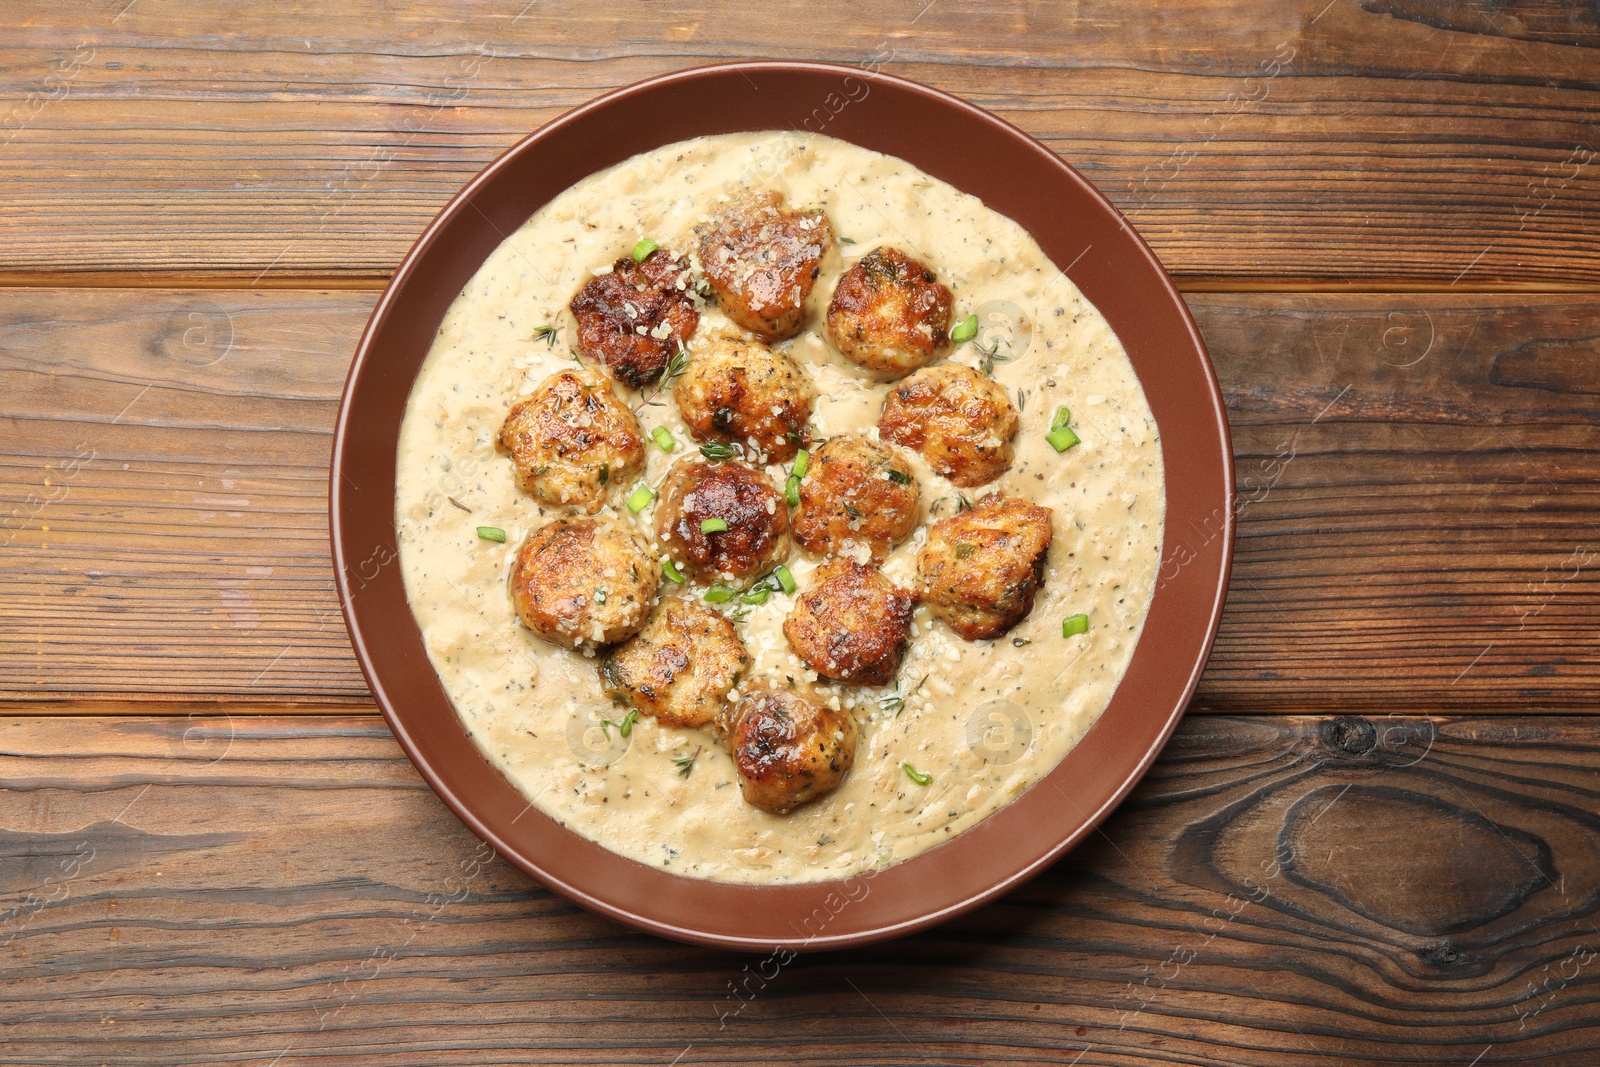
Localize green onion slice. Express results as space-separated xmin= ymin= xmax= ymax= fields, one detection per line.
xmin=950 ymin=313 xmax=979 ymax=343
xmin=902 ymin=763 xmax=933 ymax=786
xmin=704 ymin=584 xmax=736 ymax=603
xmin=651 ymin=426 xmax=677 ymax=452
xmin=792 ymin=449 xmax=810 ymax=478
xmin=1051 ymin=405 xmax=1072 ymax=431
xmin=740 ymin=587 xmax=771 ymax=605
xmin=701 ymin=517 xmax=729 ymax=534
xmin=785 ymin=475 xmax=801 ymax=507
xmin=476 ymin=526 xmax=506 ymax=543
xmin=625 ymin=483 xmax=656 ymax=513
xmin=662 ymin=559 xmax=686 ymax=584
xmin=631 ymin=237 xmax=659 ymax=262
xmin=774 ymin=565 xmax=796 ymax=595
xmin=1046 ymin=426 xmax=1081 ymax=453
xmin=1062 ymin=613 xmax=1090 ymax=637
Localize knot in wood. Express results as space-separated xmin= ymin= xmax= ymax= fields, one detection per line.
xmin=1320 ymin=716 xmax=1377 ymax=758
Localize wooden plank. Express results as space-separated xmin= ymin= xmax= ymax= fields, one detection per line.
xmin=2 ymin=2 xmax=1600 ymax=283
xmin=3 ymin=287 xmax=1599 ymax=708
xmin=2 ymin=711 xmax=1598 ymax=1065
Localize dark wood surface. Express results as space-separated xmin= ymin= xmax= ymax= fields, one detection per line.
xmin=4 ymin=2 xmax=1600 ymax=1064
xmin=6 ymin=713 xmax=1600 ymax=1067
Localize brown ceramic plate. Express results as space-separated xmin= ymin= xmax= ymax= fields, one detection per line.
xmin=331 ymin=61 xmax=1233 ymax=951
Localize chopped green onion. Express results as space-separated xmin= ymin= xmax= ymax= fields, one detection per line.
xmin=774 ymin=565 xmax=796 ymax=595
xmin=1046 ymin=426 xmax=1081 ymax=453
xmin=650 ymin=426 xmax=677 ymax=452
xmin=699 ymin=441 xmax=741 ymax=460
xmin=785 ymin=474 xmax=801 ymax=507
xmin=950 ymin=313 xmax=979 ymax=343
xmin=1062 ymin=613 xmax=1090 ymax=637
xmin=740 ymin=587 xmax=771 ymax=605
xmin=704 ymin=584 xmax=736 ymax=604
xmin=1051 ymin=405 xmax=1072 ymax=431
xmin=662 ymin=559 xmax=686 ymax=583
xmin=632 ymin=237 xmax=659 ymax=262
xmin=902 ymin=763 xmax=933 ymax=786
xmin=792 ymin=449 xmax=810 ymax=478
xmin=476 ymin=526 xmax=506 ymax=543
xmin=625 ymin=483 xmax=656 ymax=513
xmin=701 ymin=517 xmax=729 ymax=534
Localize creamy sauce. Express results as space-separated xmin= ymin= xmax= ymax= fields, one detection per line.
xmin=395 ymin=132 xmax=1165 ymax=884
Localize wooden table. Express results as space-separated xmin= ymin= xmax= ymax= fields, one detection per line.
xmin=4 ymin=4 xmax=1599 ymax=1064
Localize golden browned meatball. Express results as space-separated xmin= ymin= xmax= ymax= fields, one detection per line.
xmin=879 ymin=363 xmax=1019 ymax=488
xmin=783 ymin=559 xmax=915 ymax=686
xmin=655 ymin=460 xmax=791 ymax=583
xmin=717 ymin=684 xmax=858 ymax=814
xmin=917 ymin=495 xmax=1052 ymax=641
xmin=792 ymin=433 xmax=919 ymax=559
xmin=600 ymin=598 xmax=749 ymax=728
xmin=508 ymin=517 xmax=659 ymax=650
xmin=569 ymin=247 xmax=699 ymax=388
xmin=696 ymin=191 xmax=834 ymax=342
xmin=826 ymin=247 xmax=953 ymax=377
xmin=497 ymin=369 xmax=646 ymax=513
xmin=675 ymin=335 xmax=811 ymax=463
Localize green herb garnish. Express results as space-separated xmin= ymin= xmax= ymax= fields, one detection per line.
xmin=792 ymin=449 xmax=810 ymax=478
xmin=662 ymin=559 xmax=686 ymax=583
xmin=632 ymin=237 xmax=659 ymax=262
xmin=699 ymin=441 xmax=741 ymax=461
xmin=1062 ymin=613 xmax=1090 ymax=637
xmin=651 ymin=426 xmax=677 ymax=452
xmin=902 ymin=763 xmax=933 ymax=786
xmin=674 ymin=745 xmax=702 ymax=777
xmin=950 ymin=313 xmax=978 ymax=344
xmin=476 ymin=526 xmax=507 ymax=543
xmin=701 ymin=517 xmax=729 ymax=534
xmin=626 ymin=483 xmax=656 ymax=513
xmin=704 ymin=584 xmax=736 ymax=604
xmin=886 ymin=468 xmax=912 ymax=485
xmin=774 ymin=565 xmax=796 ymax=595
xmin=785 ymin=475 xmax=801 ymax=507
xmin=532 ymin=325 xmax=560 ymax=347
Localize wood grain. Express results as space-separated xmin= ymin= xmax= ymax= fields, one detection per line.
xmin=3 ymin=1 xmax=1600 ymax=284
xmin=3 ymin=288 xmax=1598 ymax=708
xmin=3 ymin=711 xmax=1598 ymax=1065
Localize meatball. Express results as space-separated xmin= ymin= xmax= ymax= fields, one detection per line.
xmin=508 ymin=517 xmax=659 ymax=650
xmin=600 ymin=598 xmax=749 ymax=728
xmin=569 ymin=247 xmax=699 ymax=388
xmin=826 ymin=247 xmax=953 ymax=377
xmin=783 ymin=559 xmax=915 ymax=686
xmin=655 ymin=460 xmax=791 ymax=583
xmin=792 ymin=433 xmax=919 ymax=559
xmin=717 ymin=684 xmax=858 ymax=814
xmin=696 ymin=191 xmax=834 ymax=342
xmin=879 ymin=363 xmax=1019 ymax=488
xmin=497 ymin=369 xmax=646 ymax=513
xmin=674 ymin=335 xmax=812 ymax=463
xmin=917 ymin=495 xmax=1052 ymax=640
